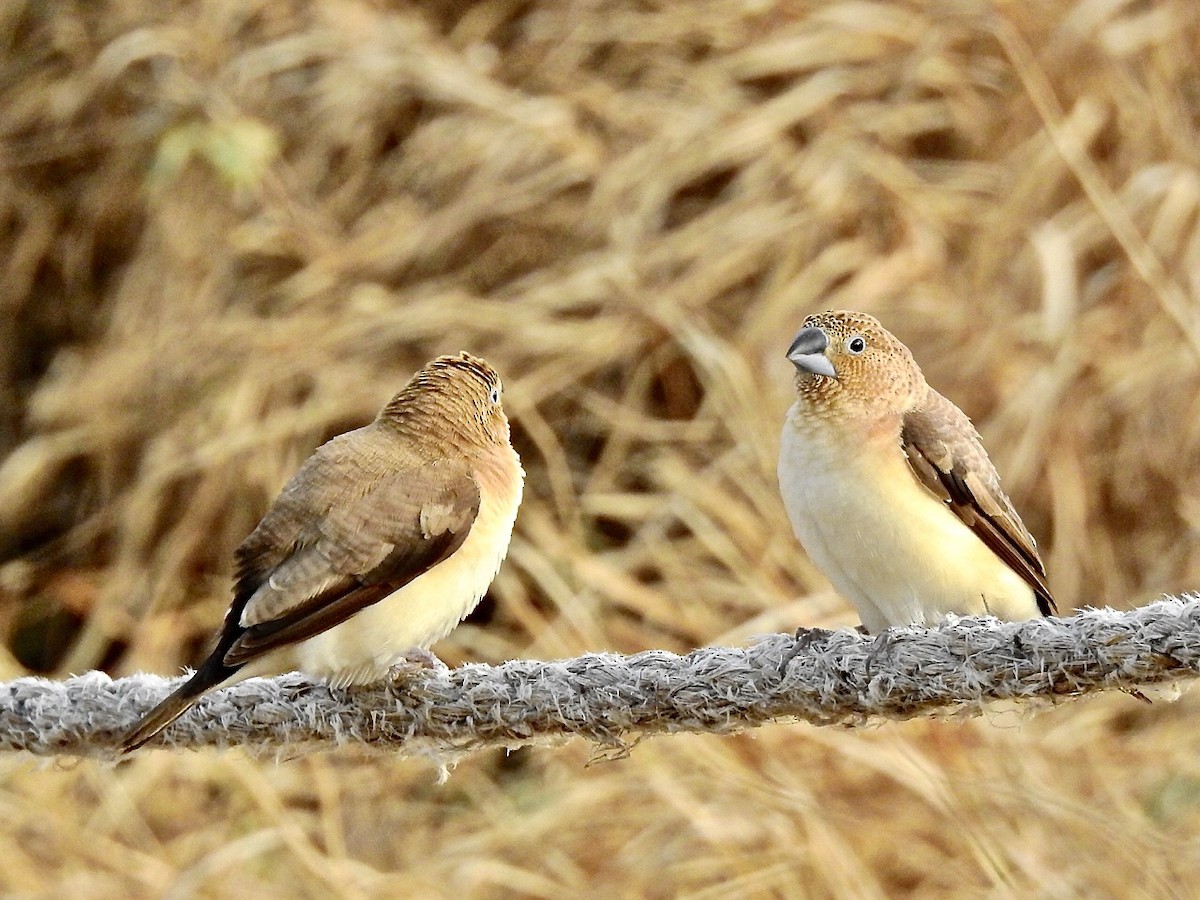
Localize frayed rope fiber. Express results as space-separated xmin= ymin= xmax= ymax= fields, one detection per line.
xmin=2 ymin=596 xmax=1197 ymax=760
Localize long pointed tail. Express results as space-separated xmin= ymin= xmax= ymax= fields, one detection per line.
xmin=120 ymin=662 xmax=236 ymax=753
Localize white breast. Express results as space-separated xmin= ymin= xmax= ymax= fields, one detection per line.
xmin=284 ymin=448 xmax=524 ymax=686
xmin=778 ymin=405 xmax=1038 ymax=632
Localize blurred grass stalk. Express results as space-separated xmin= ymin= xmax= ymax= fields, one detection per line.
xmin=0 ymin=0 xmax=1198 ymax=896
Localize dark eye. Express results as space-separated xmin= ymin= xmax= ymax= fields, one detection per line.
xmin=846 ymin=335 xmax=866 ymax=355
xmin=489 ymin=387 xmax=501 ymax=404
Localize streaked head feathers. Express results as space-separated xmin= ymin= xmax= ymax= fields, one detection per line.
xmin=786 ymin=310 xmax=925 ymax=420
xmin=383 ymin=352 xmax=509 ymax=446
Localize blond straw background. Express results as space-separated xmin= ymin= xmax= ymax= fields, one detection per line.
xmin=1 ymin=0 xmax=1199 ymax=896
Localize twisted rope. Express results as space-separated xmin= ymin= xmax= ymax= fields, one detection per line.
xmin=2 ymin=597 xmax=1195 ymax=761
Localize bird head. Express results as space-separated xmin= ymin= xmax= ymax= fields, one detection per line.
xmin=383 ymin=352 xmax=512 ymax=449
xmin=786 ymin=310 xmax=925 ymax=420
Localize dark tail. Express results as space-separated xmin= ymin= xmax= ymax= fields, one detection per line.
xmin=121 ymin=660 xmax=238 ymax=753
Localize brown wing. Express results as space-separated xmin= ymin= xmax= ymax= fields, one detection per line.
xmin=218 ymin=428 xmax=481 ymax=666
xmin=120 ymin=422 xmax=481 ymax=754
xmin=901 ymin=390 xmax=1056 ymax=616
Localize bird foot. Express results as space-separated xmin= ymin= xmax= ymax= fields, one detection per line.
xmin=778 ymin=626 xmax=833 ymax=675
xmin=387 ymin=648 xmax=450 ymax=684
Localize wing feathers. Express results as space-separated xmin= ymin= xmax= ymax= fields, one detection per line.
xmin=902 ymin=390 xmax=1056 ymax=616
xmin=221 ymin=441 xmax=482 ymax=666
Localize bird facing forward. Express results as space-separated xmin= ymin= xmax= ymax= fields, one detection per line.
xmin=122 ymin=352 xmax=524 ymax=752
xmin=778 ymin=311 xmax=1054 ymax=634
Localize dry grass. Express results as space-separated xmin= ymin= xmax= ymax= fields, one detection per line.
xmin=1 ymin=0 xmax=1199 ymax=895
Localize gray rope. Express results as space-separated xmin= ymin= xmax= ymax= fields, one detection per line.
xmin=2 ymin=596 xmax=1196 ymax=761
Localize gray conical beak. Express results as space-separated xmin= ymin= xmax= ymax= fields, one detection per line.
xmin=787 ymin=327 xmax=837 ymax=379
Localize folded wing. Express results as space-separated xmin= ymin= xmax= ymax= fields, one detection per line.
xmin=902 ymin=390 xmax=1055 ymax=616
xmin=222 ymin=434 xmax=481 ymax=666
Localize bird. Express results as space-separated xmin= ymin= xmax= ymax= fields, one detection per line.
xmin=777 ymin=310 xmax=1054 ymax=634
xmin=121 ymin=352 xmax=524 ymax=752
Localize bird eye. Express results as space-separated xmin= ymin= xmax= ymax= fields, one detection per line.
xmin=845 ymin=335 xmax=867 ymax=355
xmin=489 ymin=387 xmax=501 ymax=404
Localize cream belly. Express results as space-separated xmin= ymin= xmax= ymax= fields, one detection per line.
xmin=272 ymin=453 xmax=523 ymax=686
xmin=778 ymin=406 xmax=1038 ymax=633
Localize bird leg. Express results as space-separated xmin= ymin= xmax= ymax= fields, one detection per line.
xmin=865 ymin=629 xmax=896 ymax=674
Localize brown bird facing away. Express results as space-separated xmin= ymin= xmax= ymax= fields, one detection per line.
xmin=778 ymin=310 xmax=1054 ymax=634
xmin=122 ymin=352 xmax=524 ymax=752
